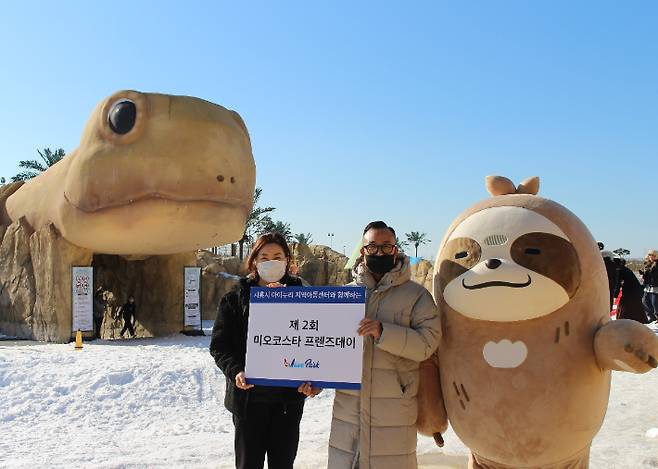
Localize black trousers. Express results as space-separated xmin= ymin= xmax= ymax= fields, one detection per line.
xmin=232 ymin=400 xmax=304 ymax=469
xmin=93 ymin=316 xmax=103 ymax=338
xmin=120 ymin=318 xmax=135 ymax=337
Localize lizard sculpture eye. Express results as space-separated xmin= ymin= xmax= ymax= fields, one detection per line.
xmin=108 ymin=100 xmax=137 ymax=135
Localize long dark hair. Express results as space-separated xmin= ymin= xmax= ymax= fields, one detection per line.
xmin=246 ymin=232 xmax=291 ymax=276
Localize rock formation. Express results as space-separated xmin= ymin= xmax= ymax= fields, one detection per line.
xmin=0 ymin=217 xmax=435 ymax=340
xmin=197 ymin=250 xmax=243 ymax=321
xmin=291 ymin=244 xmax=352 ymax=286
xmin=410 ymin=259 xmax=434 ymax=292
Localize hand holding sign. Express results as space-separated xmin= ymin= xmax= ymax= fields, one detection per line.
xmin=358 ymin=318 xmax=383 ymax=340
xmin=239 ymin=281 xmax=288 ymax=393
xmin=297 ymin=382 xmax=322 ymax=397
xmin=236 ymin=371 xmax=254 ymax=390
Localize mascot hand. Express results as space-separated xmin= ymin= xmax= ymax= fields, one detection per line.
xmin=594 ymin=319 xmax=658 ymax=373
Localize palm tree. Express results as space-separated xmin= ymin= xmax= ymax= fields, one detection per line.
xmin=238 ymin=188 xmax=275 ymax=259
xmin=396 ymin=237 xmax=409 ymax=250
xmin=260 ymin=218 xmax=292 ymax=242
xmin=12 ymin=148 xmax=65 ymax=182
xmin=613 ymin=248 xmax=631 ymax=258
xmin=293 ymin=233 xmax=313 ymax=245
xmin=405 ymin=231 xmax=431 ymax=257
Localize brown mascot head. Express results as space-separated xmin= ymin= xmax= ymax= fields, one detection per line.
xmin=437 ymin=176 xmax=592 ymax=325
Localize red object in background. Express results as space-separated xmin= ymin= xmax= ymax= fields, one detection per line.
xmin=610 ymin=288 xmax=623 ymax=319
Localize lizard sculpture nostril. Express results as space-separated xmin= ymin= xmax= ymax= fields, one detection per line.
xmin=486 ymin=258 xmax=502 ymax=269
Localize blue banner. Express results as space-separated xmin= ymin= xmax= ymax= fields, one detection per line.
xmin=250 ymin=286 xmax=366 ymax=304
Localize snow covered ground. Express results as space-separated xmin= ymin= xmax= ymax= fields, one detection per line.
xmin=1 ymin=327 xmax=657 ymax=469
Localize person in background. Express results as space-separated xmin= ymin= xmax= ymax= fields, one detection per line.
xmin=93 ymin=287 xmax=106 ymax=339
xmin=209 ymin=232 xmax=320 ymax=469
xmin=602 ymin=251 xmax=617 ymax=311
xmin=120 ymin=295 xmax=137 ymax=338
xmin=613 ymin=257 xmax=648 ymax=323
xmin=640 ymin=250 xmax=658 ymax=324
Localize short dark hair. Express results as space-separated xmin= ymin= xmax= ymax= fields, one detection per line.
xmin=246 ymin=232 xmax=292 ymax=274
xmin=362 ymin=221 xmax=396 ymax=238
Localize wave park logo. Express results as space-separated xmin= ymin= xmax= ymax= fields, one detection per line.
xmin=283 ymin=358 xmax=320 ymax=369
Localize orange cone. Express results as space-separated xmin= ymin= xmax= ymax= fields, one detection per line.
xmin=74 ymin=329 xmax=83 ymax=350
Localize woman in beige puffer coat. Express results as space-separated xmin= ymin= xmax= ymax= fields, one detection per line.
xmin=328 ymin=254 xmax=441 ymax=469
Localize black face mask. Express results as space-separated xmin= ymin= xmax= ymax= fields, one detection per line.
xmin=365 ymin=254 xmax=395 ymax=275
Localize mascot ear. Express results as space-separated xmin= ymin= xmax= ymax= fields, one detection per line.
xmin=230 ymin=110 xmax=251 ymax=142
xmin=485 ymin=175 xmax=516 ymax=196
xmin=517 ymin=176 xmax=540 ymax=195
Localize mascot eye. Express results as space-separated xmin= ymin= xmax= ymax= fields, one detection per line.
xmin=511 ymin=232 xmax=581 ymax=298
xmin=439 ymin=237 xmax=482 ymax=293
xmin=108 ymin=100 xmax=137 ymax=134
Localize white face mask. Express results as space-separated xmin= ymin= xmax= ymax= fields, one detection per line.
xmin=256 ymin=260 xmax=287 ymax=283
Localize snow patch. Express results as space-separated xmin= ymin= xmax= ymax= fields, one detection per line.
xmin=0 ymin=334 xmax=656 ymax=468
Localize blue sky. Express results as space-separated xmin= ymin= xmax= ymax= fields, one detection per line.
xmin=1 ymin=1 xmax=656 ymax=260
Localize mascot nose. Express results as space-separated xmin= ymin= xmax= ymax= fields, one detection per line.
xmin=486 ymin=258 xmax=502 ymax=269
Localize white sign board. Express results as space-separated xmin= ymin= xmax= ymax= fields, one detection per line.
xmin=245 ymin=286 xmax=366 ymax=390
xmin=184 ymin=267 xmax=202 ymax=328
xmin=71 ymin=266 xmax=93 ymax=332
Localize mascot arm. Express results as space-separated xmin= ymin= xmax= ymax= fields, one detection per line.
xmin=416 ymin=352 xmax=448 ymax=446
xmin=594 ymin=319 xmax=658 ymax=372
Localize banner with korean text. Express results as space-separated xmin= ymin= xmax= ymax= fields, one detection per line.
xmin=71 ymin=266 xmax=94 ymax=332
xmin=245 ymin=286 xmax=366 ymax=390
xmin=184 ymin=267 xmax=202 ymax=329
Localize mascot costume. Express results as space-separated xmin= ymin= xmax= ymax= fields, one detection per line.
xmin=417 ymin=176 xmax=658 ymax=469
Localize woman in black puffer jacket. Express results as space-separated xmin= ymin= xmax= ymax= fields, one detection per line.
xmin=210 ymin=232 xmax=320 ymax=469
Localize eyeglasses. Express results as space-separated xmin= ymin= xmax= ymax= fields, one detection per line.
xmin=364 ymin=243 xmax=396 ymax=255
